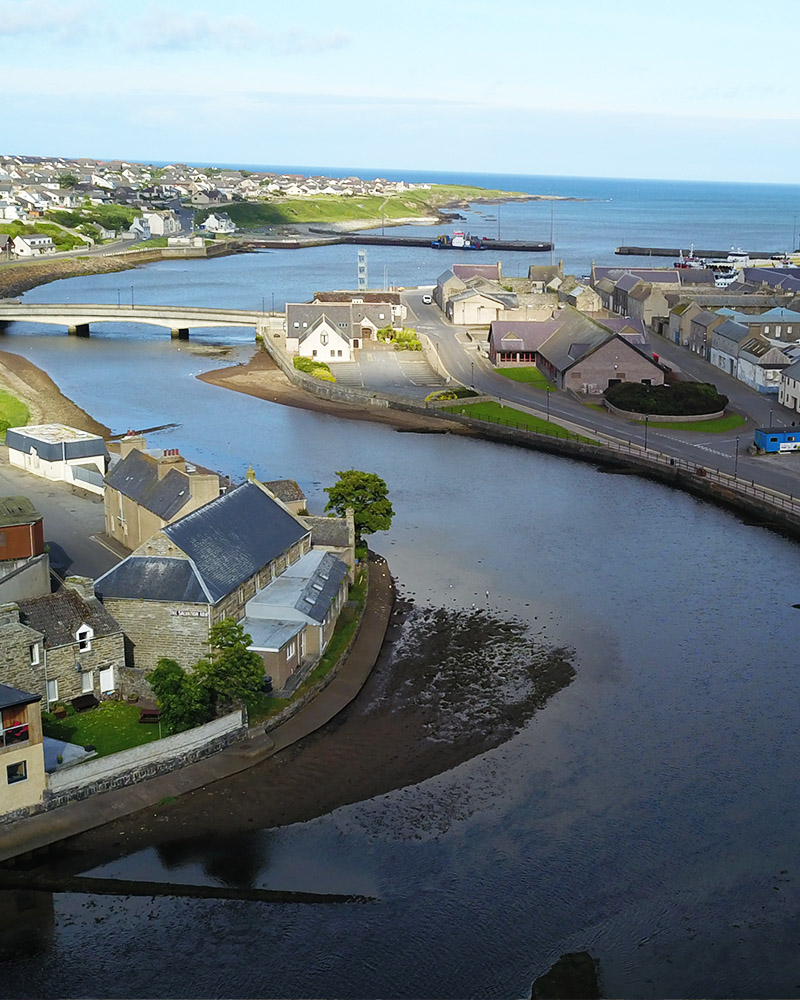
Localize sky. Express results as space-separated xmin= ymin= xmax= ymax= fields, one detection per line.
xmin=3 ymin=0 xmax=800 ymax=184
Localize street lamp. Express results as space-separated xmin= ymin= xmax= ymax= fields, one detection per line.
xmin=644 ymin=415 xmax=649 ymax=451
xmin=130 ymin=285 xmax=134 ymax=309
xmin=471 ymin=361 xmax=474 ymax=388
xmin=734 ymin=435 xmax=740 ymax=477
xmin=117 ymin=288 xmax=120 ymax=307
xmin=546 ymin=387 xmax=550 ymax=422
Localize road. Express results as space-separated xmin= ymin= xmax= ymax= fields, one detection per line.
xmin=0 ymin=457 xmax=120 ymax=580
xmin=402 ymin=289 xmax=800 ymax=499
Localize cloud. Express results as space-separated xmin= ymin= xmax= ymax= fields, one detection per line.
xmin=0 ymin=0 xmax=97 ymax=39
xmin=130 ymin=5 xmax=265 ymax=50
xmin=287 ymin=29 xmax=350 ymax=53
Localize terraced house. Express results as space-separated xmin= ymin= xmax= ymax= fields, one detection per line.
xmin=95 ymin=479 xmax=354 ymax=691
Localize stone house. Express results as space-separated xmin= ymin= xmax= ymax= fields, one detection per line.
xmin=535 ymin=309 xmax=664 ymax=393
xmin=528 ymin=263 xmax=564 ymax=293
xmin=709 ymin=321 xmax=791 ymax=393
xmin=0 ymin=496 xmax=50 ymax=602
xmin=688 ymin=310 xmax=725 ymax=357
xmin=559 ymin=282 xmax=602 ymax=312
xmin=2 ymin=577 xmax=126 ymax=707
xmin=95 ymin=480 xmax=313 ymax=675
xmin=104 ymin=437 xmax=221 ymax=551
xmin=0 ymin=682 xmax=46 ymax=819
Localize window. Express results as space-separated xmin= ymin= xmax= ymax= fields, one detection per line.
xmin=7 ymin=761 xmax=27 ymax=784
xmin=642 ymin=378 xmax=652 ymax=385
xmin=30 ymin=643 xmax=40 ymax=666
xmin=76 ymin=625 xmax=93 ymax=652
xmin=81 ymin=671 xmax=93 ymax=694
xmin=776 ymin=326 xmax=782 ymax=336
xmin=46 ymin=678 xmax=58 ymax=704
xmin=337 ymin=350 xmax=342 ymax=357
xmin=286 ymin=641 xmax=296 ymax=659
xmin=312 ymin=349 xmax=317 ymax=357
xmin=765 ymin=326 xmax=770 ymax=334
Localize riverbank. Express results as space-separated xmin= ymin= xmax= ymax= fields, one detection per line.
xmin=0 ymin=349 xmax=110 ymax=435
xmin=197 ymin=347 xmax=475 ymax=434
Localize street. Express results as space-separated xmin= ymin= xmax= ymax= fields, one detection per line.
xmin=401 ymin=288 xmax=800 ymax=499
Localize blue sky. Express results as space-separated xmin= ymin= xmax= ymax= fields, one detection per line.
xmin=3 ymin=0 xmax=800 ymax=184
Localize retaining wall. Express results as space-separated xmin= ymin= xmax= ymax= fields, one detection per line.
xmin=604 ymin=400 xmax=726 ymax=423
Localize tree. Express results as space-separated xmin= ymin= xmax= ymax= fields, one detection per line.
xmin=324 ymin=469 xmax=394 ymax=541
xmin=58 ymin=172 xmax=79 ymax=189
xmin=195 ymin=619 xmax=265 ymax=707
xmin=147 ymin=658 xmax=212 ymax=734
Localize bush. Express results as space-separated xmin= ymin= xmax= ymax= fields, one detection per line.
xmin=604 ymin=380 xmax=728 ymax=416
xmin=426 ymin=386 xmax=479 ymax=401
xmin=293 ymin=356 xmax=331 ymax=373
xmin=313 ymin=369 xmax=336 ymax=382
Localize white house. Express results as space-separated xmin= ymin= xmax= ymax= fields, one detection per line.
xmin=5 ymin=425 xmax=108 ymax=495
xmin=12 ymin=234 xmax=55 ymax=257
xmin=286 ymin=314 xmax=355 ymax=362
xmin=201 ymin=212 xmax=236 ymax=234
xmin=142 ymin=209 xmax=181 ymax=237
xmin=779 ymin=358 xmax=800 ymax=412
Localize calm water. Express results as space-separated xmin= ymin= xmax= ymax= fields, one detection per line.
xmin=3 ymin=174 xmax=800 ymax=998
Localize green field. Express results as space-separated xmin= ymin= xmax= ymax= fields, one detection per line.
xmin=495 ymin=367 xmax=556 ymax=391
xmin=0 ymin=221 xmax=88 ymax=251
xmin=446 ymin=400 xmax=597 ymax=444
xmin=0 ymin=390 xmax=29 ymax=439
xmin=194 ymin=183 xmax=531 ymax=230
xmin=41 ymin=700 xmax=162 ymax=757
xmin=641 ymin=413 xmax=748 ymax=432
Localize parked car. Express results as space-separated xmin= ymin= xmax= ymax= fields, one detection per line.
xmin=421 ymin=293 xmax=432 ymax=305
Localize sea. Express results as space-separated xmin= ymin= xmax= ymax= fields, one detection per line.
xmin=3 ymin=171 xmax=800 ymax=1000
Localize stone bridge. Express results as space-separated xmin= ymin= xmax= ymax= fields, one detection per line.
xmin=0 ymin=302 xmax=270 ymax=339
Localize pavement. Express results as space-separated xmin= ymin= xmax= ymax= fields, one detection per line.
xmin=0 ymin=553 xmax=394 ymax=864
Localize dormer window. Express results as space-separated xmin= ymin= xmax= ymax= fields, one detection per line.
xmin=76 ymin=624 xmax=94 ymax=652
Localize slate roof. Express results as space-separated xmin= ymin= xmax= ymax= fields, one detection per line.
xmin=262 ymin=479 xmax=306 ymax=504
xmin=615 ymin=273 xmax=644 ymax=293
xmin=593 ymin=267 xmax=680 ymax=285
xmin=105 ymin=450 xmax=196 ymax=520
xmin=0 ymin=682 xmax=41 ymax=710
xmin=452 ymin=263 xmax=500 ymax=281
xmin=0 ymin=496 xmax=41 ymax=527
xmin=163 ymin=481 xmax=308 ymax=604
xmin=17 ymin=588 xmax=122 ymax=649
xmin=490 ymin=319 xmax=562 ymax=353
xmin=96 ymin=556 xmax=210 ymax=603
xmin=712 ymin=319 xmax=751 ymax=347
xmin=246 ymin=550 xmax=348 ymax=625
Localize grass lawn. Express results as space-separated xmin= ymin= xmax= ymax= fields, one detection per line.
xmin=445 ymin=400 xmax=598 ymax=444
xmin=641 ymin=413 xmax=748 ymax=432
xmin=0 ymin=390 xmax=29 ymax=439
xmin=41 ymin=701 xmax=162 ymax=757
xmin=496 ymin=367 xmax=556 ymax=391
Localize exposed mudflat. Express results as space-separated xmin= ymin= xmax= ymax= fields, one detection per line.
xmin=64 ymin=594 xmax=574 ymax=863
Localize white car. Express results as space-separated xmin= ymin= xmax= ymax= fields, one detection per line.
xmin=421 ymin=293 xmax=432 ymax=305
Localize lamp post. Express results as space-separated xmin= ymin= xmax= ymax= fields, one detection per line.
xmin=117 ymin=288 xmax=120 ymax=307
xmin=644 ymin=415 xmax=649 ymax=451
xmin=272 ymin=292 xmax=275 ymax=313
xmin=769 ymin=407 xmax=774 ymax=427
xmin=261 ymin=295 xmax=265 ymax=315
xmin=546 ymin=387 xmax=550 ymax=422
xmin=130 ymin=285 xmax=134 ymax=309
xmin=734 ymin=435 xmax=740 ymax=477
xmin=471 ymin=361 xmax=474 ymax=388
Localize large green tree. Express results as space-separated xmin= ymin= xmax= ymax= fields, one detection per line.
xmin=147 ymin=657 xmax=213 ymax=734
xmin=195 ymin=619 xmax=265 ymax=707
xmin=324 ymin=469 xmax=394 ymax=541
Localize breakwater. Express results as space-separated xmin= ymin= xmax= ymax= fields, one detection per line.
xmin=616 ymin=245 xmax=782 ymax=258
xmin=244 ymin=232 xmax=553 ymax=252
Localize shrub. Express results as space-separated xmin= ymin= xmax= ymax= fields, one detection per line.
xmin=604 ymin=380 xmax=728 ymax=416
xmin=293 ymin=356 xmax=331 ymax=374
xmin=313 ymin=369 xmax=336 ymax=382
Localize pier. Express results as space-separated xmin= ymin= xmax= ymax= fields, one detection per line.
xmin=616 ymin=245 xmax=784 ymax=259
xmin=243 ymin=232 xmax=554 ymax=253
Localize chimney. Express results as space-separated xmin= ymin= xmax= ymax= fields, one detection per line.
xmin=156 ymin=450 xmax=186 ymax=478
xmin=63 ymin=576 xmax=95 ymax=602
xmin=119 ymin=434 xmax=147 ymax=459
xmin=0 ymin=602 xmax=21 ymax=627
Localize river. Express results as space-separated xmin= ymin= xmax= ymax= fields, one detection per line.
xmin=3 ymin=225 xmax=800 ymax=998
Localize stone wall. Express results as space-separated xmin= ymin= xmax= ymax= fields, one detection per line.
xmin=102 ymin=597 xmax=210 ymax=674
xmin=0 ymin=711 xmax=246 ymax=824
xmin=44 ymin=710 xmax=245 ymax=806
xmin=604 ymin=400 xmax=726 ymax=423
xmin=0 ymin=604 xmax=45 ymax=695
xmin=45 ymin=632 xmax=126 ymax=704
